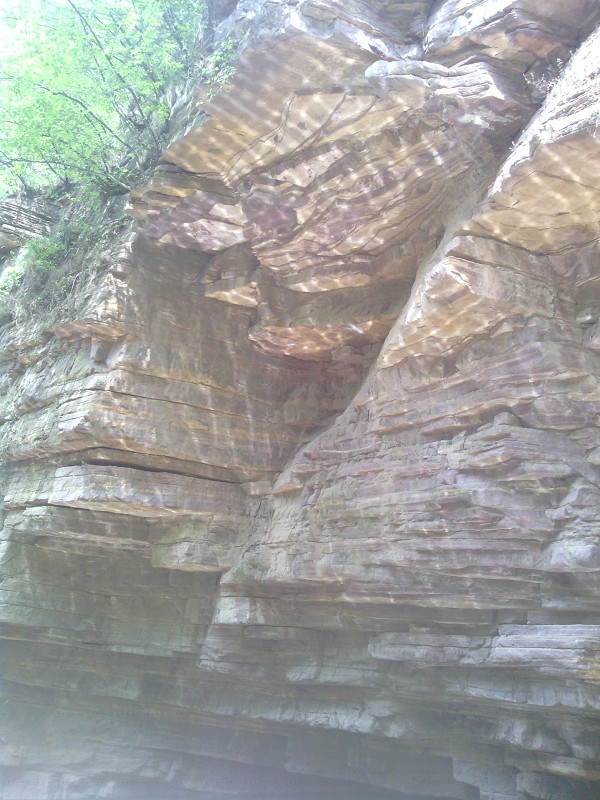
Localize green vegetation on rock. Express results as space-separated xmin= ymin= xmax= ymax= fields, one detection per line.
xmin=0 ymin=0 xmax=208 ymax=193
xmin=0 ymin=0 xmax=238 ymax=328
xmin=0 ymin=192 xmax=128 ymax=327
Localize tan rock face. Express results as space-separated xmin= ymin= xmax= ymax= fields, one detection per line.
xmin=0 ymin=198 xmax=57 ymax=258
xmin=2 ymin=2 xmax=600 ymax=799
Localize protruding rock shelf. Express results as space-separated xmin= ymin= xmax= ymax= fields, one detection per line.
xmin=2 ymin=2 xmax=600 ymax=799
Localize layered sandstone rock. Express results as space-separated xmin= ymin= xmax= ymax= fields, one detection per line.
xmin=0 ymin=198 xmax=57 ymax=258
xmin=1 ymin=2 xmax=600 ymax=799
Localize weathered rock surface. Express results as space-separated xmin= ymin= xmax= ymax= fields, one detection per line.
xmin=2 ymin=1 xmax=600 ymax=799
xmin=0 ymin=198 xmax=57 ymax=259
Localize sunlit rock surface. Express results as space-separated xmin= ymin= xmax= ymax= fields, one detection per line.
xmin=2 ymin=2 xmax=600 ymax=799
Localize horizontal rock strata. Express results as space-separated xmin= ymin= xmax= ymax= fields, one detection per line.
xmin=2 ymin=1 xmax=600 ymax=799
xmin=0 ymin=199 xmax=57 ymax=259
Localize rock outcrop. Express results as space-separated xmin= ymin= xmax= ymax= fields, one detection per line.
xmin=0 ymin=199 xmax=57 ymax=259
xmin=2 ymin=2 xmax=600 ymax=799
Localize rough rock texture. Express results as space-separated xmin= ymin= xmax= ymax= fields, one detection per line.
xmin=2 ymin=2 xmax=600 ymax=799
xmin=0 ymin=199 xmax=57 ymax=259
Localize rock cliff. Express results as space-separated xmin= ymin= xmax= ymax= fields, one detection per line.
xmin=2 ymin=2 xmax=600 ymax=798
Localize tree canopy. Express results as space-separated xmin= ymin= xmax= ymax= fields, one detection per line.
xmin=0 ymin=0 xmax=208 ymax=193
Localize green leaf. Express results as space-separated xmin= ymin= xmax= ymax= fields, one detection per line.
xmin=0 ymin=0 xmax=210 ymax=193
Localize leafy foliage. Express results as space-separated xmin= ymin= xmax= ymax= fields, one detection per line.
xmin=0 ymin=0 xmax=209 ymax=192
xmin=0 ymin=189 xmax=128 ymax=327
xmin=0 ymin=0 xmax=239 ymax=329
xmin=200 ymin=37 xmax=238 ymax=99
xmin=0 ymin=264 xmax=20 ymax=326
